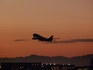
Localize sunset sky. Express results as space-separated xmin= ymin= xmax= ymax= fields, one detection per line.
xmin=0 ymin=0 xmax=93 ymax=58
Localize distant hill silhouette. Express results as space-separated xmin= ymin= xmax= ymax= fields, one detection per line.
xmin=0 ymin=54 xmax=93 ymax=66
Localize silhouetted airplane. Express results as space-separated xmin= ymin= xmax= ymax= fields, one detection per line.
xmin=32 ymin=33 xmax=59 ymax=42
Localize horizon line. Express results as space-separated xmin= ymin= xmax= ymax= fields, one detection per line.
xmin=0 ymin=53 xmax=93 ymax=59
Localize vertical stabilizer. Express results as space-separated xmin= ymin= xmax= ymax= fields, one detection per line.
xmin=48 ymin=35 xmax=53 ymax=41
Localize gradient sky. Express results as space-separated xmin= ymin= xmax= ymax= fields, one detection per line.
xmin=0 ymin=0 xmax=93 ymax=58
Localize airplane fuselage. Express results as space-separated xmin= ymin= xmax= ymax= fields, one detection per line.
xmin=32 ymin=33 xmax=53 ymax=42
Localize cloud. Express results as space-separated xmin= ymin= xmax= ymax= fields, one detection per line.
xmin=14 ymin=38 xmax=93 ymax=43
xmin=14 ymin=39 xmax=28 ymax=42
xmin=51 ymin=39 xmax=93 ymax=43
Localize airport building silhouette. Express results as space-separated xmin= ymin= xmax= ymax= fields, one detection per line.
xmin=90 ymin=57 xmax=93 ymax=70
xmin=1 ymin=57 xmax=93 ymax=70
xmin=1 ymin=62 xmax=75 ymax=70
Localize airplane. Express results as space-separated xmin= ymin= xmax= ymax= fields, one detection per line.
xmin=32 ymin=33 xmax=60 ymax=42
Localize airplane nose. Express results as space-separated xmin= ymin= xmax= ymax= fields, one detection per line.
xmin=32 ymin=37 xmax=37 ymax=40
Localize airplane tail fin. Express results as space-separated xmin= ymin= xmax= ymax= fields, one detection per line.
xmin=48 ymin=35 xmax=53 ymax=41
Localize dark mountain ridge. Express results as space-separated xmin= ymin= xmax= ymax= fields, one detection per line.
xmin=0 ymin=54 xmax=93 ymax=66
